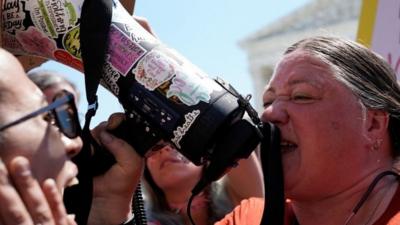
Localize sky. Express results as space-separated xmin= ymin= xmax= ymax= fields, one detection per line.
xmin=39 ymin=0 xmax=312 ymax=127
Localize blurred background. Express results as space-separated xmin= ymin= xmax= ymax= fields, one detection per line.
xmin=30 ymin=0 xmax=362 ymax=126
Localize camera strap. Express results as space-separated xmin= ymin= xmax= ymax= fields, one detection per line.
xmin=63 ymin=0 xmax=113 ymax=224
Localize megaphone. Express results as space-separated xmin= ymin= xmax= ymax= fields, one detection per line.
xmin=1 ymin=0 xmax=262 ymax=177
xmin=2 ymin=2 xmax=288 ymax=225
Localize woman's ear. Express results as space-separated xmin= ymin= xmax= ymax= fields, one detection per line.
xmin=366 ymin=109 xmax=389 ymax=138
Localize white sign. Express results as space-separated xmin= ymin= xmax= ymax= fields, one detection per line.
xmin=357 ymin=0 xmax=400 ymax=79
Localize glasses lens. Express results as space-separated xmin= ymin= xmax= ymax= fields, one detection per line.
xmin=53 ymin=92 xmax=81 ymax=138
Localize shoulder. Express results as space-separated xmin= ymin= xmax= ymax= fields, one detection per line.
xmin=214 ymin=197 xmax=264 ymax=225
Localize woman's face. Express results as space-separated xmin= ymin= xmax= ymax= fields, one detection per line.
xmin=146 ymin=143 xmax=203 ymax=192
xmin=43 ymin=82 xmax=78 ymax=104
xmin=43 ymin=83 xmax=82 ymax=162
xmin=0 ymin=68 xmax=82 ymax=192
xmin=261 ymin=50 xmax=372 ymax=200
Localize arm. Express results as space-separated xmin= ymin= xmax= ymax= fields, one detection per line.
xmin=88 ymin=113 xmax=145 ymax=225
xmin=0 ymin=113 xmax=145 ymax=225
xmin=223 ymin=146 xmax=264 ymax=206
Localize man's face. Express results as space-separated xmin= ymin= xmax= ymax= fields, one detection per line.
xmin=0 ymin=49 xmax=81 ymax=191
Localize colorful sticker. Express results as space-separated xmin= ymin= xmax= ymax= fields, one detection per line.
xmin=133 ymin=49 xmax=176 ymax=90
xmin=62 ymin=26 xmax=81 ymax=59
xmin=2 ymin=0 xmax=26 ymax=33
xmin=26 ymin=0 xmax=78 ymax=38
xmin=171 ymin=110 xmax=201 ymax=149
xmin=54 ymin=49 xmax=83 ymax=71
xmin=15 ymin=26 xmax=57 ymax=58
xmin=2 ymin=31 xmax=25 ymax=54
xmin=166 ymin=65 xmax=220 ymax=106
xmin=108 ymin=24 xmax=146 ymax=76
xmin=102 ymin=62 xmax=121 ymax=96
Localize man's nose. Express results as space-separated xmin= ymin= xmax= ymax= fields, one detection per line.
xmin=61 ymin=135 xmax=83 ymax=158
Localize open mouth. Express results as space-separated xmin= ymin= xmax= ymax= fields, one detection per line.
xmin=281 ymin=140 xmax=297 ymax=154
xmin=64 ymin=162 xmax=79 ymax=189
xmin=61 ymin=172 xmax=79 ymax=196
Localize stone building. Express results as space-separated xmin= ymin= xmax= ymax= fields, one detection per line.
xmin=239 ymin=0 xmax=362 ymax=111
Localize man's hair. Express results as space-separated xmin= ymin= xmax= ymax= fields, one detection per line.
xmin=285 ymin=36 xmax=400 ymax=156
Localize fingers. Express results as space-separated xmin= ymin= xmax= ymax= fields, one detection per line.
xmin=90 ymin=121 xmax=107 ymax=143
xmin=119 ymin=0 xmax=135 ymax=14
xmin=0 ymin=157 xmax=77 ymax=225
xmin=9 ymin=157 xmax=55 ymax=225
xmin=90 ymin=113 xmax=125 ymax=143
xmin=0 ymin=158 xmax=32 ymax=225
xmin=106 ymin=113 xmax=125 ymax=130
xmin=99 ymin=131 xmax=144 ymax=174
xmin=91 ymin=112 xmax=144 ymax=179
xmin=133 ymin=15 xmax=157 ymax=37
xmin=42 ymin=179 xmax=76 ymax=225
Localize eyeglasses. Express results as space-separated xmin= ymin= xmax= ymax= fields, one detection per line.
xmin=0 ymin=90 xmax=81 ymax=138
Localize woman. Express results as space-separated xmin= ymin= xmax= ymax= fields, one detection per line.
xmin=28 ymin=69 xmax=80 ymax=104
xmin=28 ymin=69 xmax=83 ymax=154
xmin=0 ymin=48 xmax=144 ymax=225
xmin=217 ymin=36 xmax=400 ymax=225
xmin=144 ymin=142 xmax=264 ymax=225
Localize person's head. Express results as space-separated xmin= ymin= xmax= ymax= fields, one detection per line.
xmin=261 ymin=36 xmax=400 ymax=201
xmin=145 ymin=142 xmax=203 ymax=193
xmin=143 ymin=142 xmax=203 ymax=210
xmin=28 ymin=69 xmax=82 ymax=158
xmin=28 ymin=69 xmax=80 ymax=104
xmin=0 ymin=48 xmax=82 ymax=191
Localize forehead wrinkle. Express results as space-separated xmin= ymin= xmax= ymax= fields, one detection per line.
xmin=265 ymin=51 xmax=333 ymax=96
xmin=267 ymin=62 xmax=330 ymax=94
xmin=264 ymin=76 xmax=325 ymax=97
xmin=287 ymin=77 xmax=324 ymax=90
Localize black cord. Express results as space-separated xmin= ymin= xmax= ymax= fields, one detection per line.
xmin=187 ymin=193 xmax=197 ymax=225
xmin=293 ymin=170 xmax=400 ymax=225
xmin=133 ymin=182 xmax=148 ymax=225
xmin=351 ymin=170 xmax=400 ymax=214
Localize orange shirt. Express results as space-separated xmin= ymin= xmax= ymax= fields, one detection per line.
xmin=215 ymin=187 xmax=400 ymax=225
xmin=214 ymin=197 xmax=264 ymax=225
xmin=373 ymin=185 xmax=400 ymax=225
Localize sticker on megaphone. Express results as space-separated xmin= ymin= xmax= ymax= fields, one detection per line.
xmin=2 ymin=0 xmax=221 ymax=103
xmin=1 ymin=0 xmax=257 ymax=166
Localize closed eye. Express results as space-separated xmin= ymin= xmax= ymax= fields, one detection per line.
xmin=292 ymin=94 xmax=315 ymax=103
xmin=263 ymin=100 xmax=274 ymax=108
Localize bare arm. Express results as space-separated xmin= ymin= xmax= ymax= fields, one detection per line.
xmin=223 ymin=147 xmax=264 ymax=206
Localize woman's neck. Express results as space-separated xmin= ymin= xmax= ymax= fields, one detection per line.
xmin=165 ymin=190 xmax=210 ymax=225
xmin=292 ymin=170 xmax=398 ymax=225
